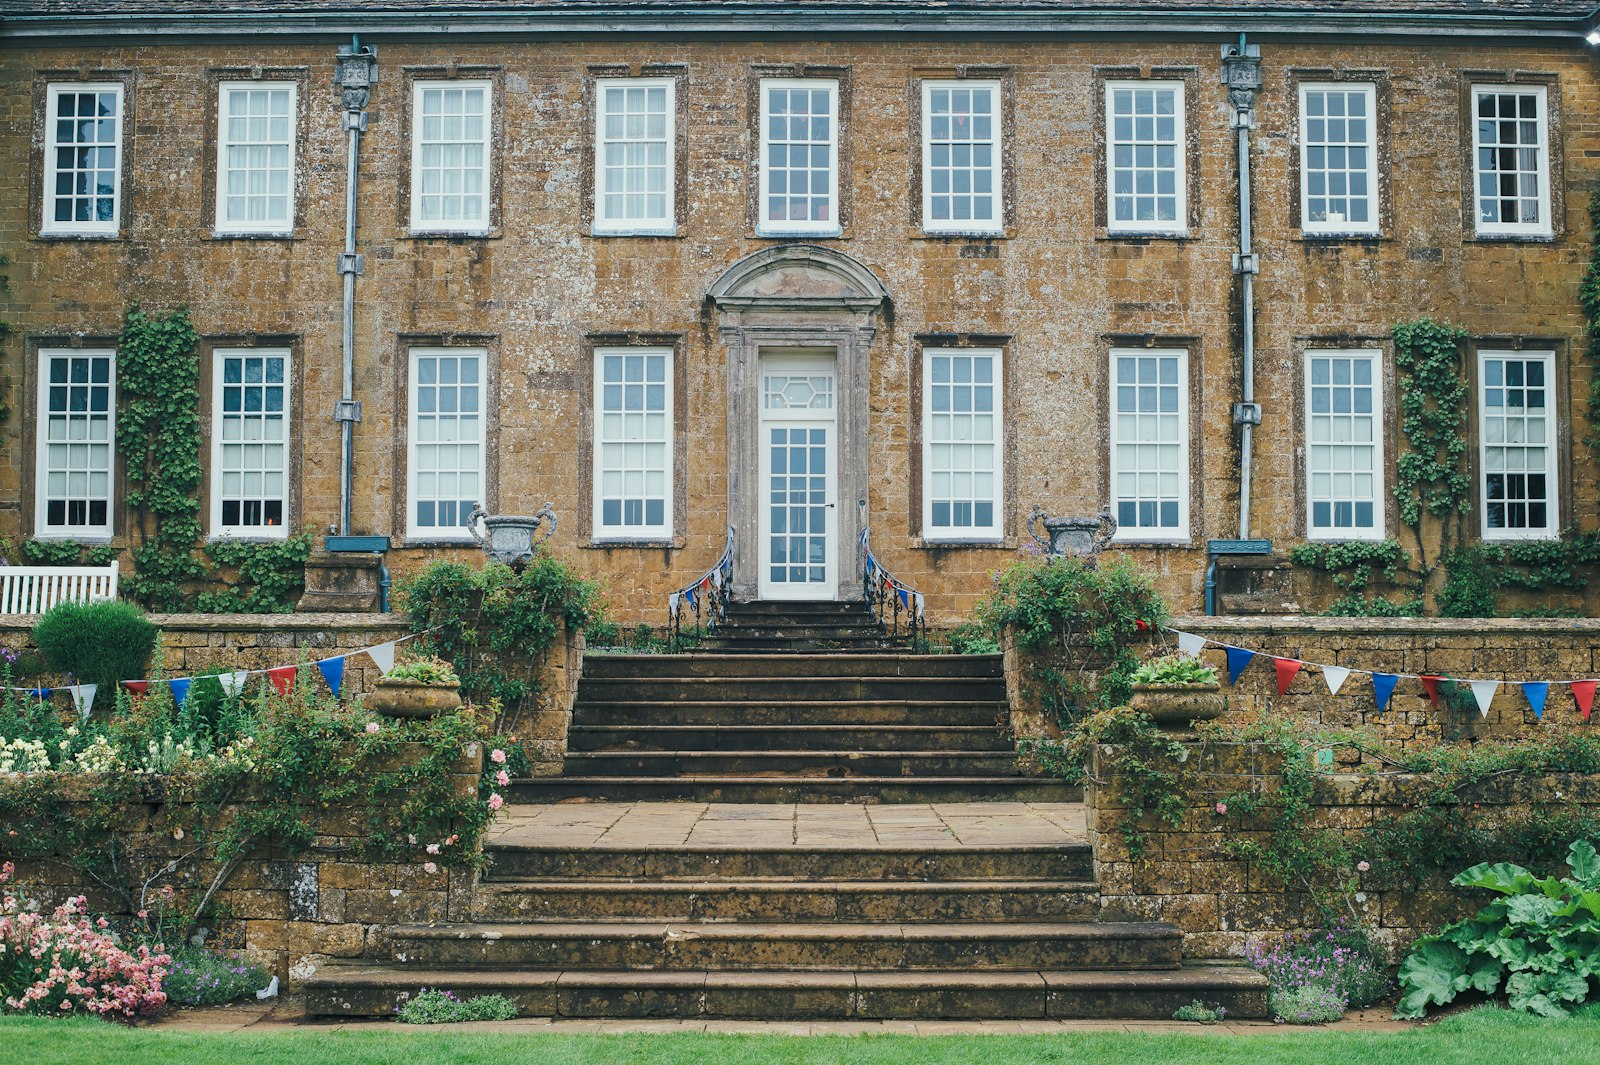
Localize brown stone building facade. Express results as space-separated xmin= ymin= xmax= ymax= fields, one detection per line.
xmin=2 ymin=1 xmax=1600 ymax=622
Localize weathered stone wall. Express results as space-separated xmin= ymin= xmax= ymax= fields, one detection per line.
xmin=2 ymin=34 xmax=1597 ymax=624
xmin=1007 ymin=615 xmax=1600 ymax=755
xmin=1087 ymin=741 xmax=1600 ymax=960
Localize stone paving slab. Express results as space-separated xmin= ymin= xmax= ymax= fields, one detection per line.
xmin=486 ymin=802 xmax=1089 ymax=850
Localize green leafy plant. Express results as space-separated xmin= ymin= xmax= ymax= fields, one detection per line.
xmin=1171 ymin=999 xmax=1227 ymax=1023
xmin=1271 ymin=983 xmax=1348 ymax=1025
xmin=161 ymin=947 xmax=271 ymax=1006
xmin=31 ymin=600 xmax=157 ymax=694
xmin=1130 ymin=653 xmax=1217 ymax=686
xmin=1064 ymin=705 xmax=1188 ymax=861
xmin=946 ymin=621 xmax=1001 ymax=656
xmin=385 ymin=658 xmax=460 ymax=685
xmin=1397 ymin=839 xmax=1600 ymax=1019
xmin=395 ymin=988 xmax=517 ymax=1024
xmin=195 ymin=534 xmax=313 ymax=614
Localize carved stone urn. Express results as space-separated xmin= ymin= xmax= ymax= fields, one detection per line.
xmin=1129 ymin=683 xmax=1227 ymax=732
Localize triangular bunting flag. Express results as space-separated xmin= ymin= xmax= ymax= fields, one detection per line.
xmin=26 ymin=688 xmax=50 ymax=701
xmin=897 ymin=587 xmax=909 ymax=610
xmin=318 ymin=656 xmax=346 ymax=696
xmin=1323 ymin=665 xmax=1352 ymax=696
xmin=1175 ymin=631 xmax=1207 ymax=657
xmin=1523 ymin=681 xmax=1550 ymax=720
xmin=122 ymin=680 xmax=148 ymax=696
xmin=668 ymin=592 xmax=680 ymax=616
xmin=1573 ymin=680 xmax=1597 ymax=722
xmin=1470 ymin=680 xmax=1500 ymax=718
xmin=267 ymin=665 xmax=297 ymax=697
xmin=69 ymin=684 xmax=97 ymax=721
xmin=1224 ymin=647 xmax=1255 ymax=685
xmin=1420 ymin=676 xmax=1443 ymax=708
xmin=169 ymin=678 xmax=192 ymax=707
xmin=685 ymin=586 xmax=698 ymax=608
xmin=218 ymin=671 xmax=250 ymax=697
xmin=366 ymin=641 xmax=398 ymax=675
xmin=1273 ymin=658 xmax=1303 ymax=697
xmin=914 ymin=592 xmax=925 ymax=618
xmin=1371 ymin=672 xmax=1400 ymax=711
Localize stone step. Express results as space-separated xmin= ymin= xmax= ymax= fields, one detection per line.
xmin=568 ymin=724 xmax=1013 ymax=753
xmin=504 ymin=776 xmax=1080 ymax=804
xmin=383 ymin=921 xmax=1183 ymax=972
xmin=305 ymin=963 xmax=1269 ymax=1020
xmin=696 ymin=638 xmax=896 ymax=654
xmin=484 ymin=842 xmax=1094 ymax=881
xmin=563 ymin=750 xmax=1021 ymax=778
xmin=581 ymin=653 xmax=1002 ymax=679
xmin=577 ymin=676 xmax=1004 ymax=702
xmin=724 ymin=601 xmax=875 ymax=618
xmin=573 ymin=700 xmax=1007 ymax=728
xmin=698 ymin=625 xmax=889 ymax=641
xmin=472 ymin=879 xmax=1102 ymax=922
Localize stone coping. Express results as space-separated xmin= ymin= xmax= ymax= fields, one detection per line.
xmin=0 ymin=612 xmax=412 ymax=631
xmin=1170 ymin=614 xmax=1600 ymax=637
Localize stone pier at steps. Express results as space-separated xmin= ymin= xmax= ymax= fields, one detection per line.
xmin=305 ymin=602 xmax=1267 ymax=1020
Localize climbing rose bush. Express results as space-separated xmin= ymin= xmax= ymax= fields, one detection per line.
xmin=0 ymin=863 xmax=170 ymax=1018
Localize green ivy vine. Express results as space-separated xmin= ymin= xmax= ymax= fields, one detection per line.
xmin=196 ymin=534 xmax=315 ymax=614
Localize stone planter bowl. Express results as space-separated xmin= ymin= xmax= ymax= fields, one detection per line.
xmin=1128 ymin=682 xmax=1226 ymax=730
xmin=368 ymin=677 xmax=463 ymax=720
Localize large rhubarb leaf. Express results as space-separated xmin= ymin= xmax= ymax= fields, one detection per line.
xmin=1570 ymin=840 xmax=1600 ymax=890
xmin=1453 ymin=862 xmax=1535 ymax=895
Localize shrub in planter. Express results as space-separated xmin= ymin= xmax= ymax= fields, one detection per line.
xmin=369 ymin=658 xmax=463 ymax=720
xmin=1128 ymin=653 xmax=1225 ymax=730
xmin=31 ymin=600 xmax=157 ymax=696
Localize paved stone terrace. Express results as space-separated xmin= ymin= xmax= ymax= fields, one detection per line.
xmin=485 ymin=802 xmax=1089 ymax=850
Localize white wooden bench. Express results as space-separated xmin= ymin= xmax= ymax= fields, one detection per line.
xmin=0 ymin=562 xmax=120 ymax=615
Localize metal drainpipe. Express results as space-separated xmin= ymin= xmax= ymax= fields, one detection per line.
xmin=334 ymin=38 xmax=377 ymax=538
xmin=1223 ymin=36 xmax=1263 ymax=541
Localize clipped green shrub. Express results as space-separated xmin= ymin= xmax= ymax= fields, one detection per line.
xmin=31 ymin=600 xmax=157 ymax=695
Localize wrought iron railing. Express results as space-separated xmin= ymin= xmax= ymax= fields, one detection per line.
xmin=858 ymin=523 xmax=927 ymax=649
xmin=666 ymin=527 xmax=734 ymax=652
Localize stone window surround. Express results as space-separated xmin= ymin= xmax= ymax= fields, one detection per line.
xmin=198 ymin=335 xmax=303 ymax=543
xmin=388 ymin=333 xmax=501 ymax=548
xmin=1289 ymin=337 xmax=1400 ymax=544
xmin=394 ymin=64 xmax=505 ymax=241
xmin=1284 ymin=69 xmax=1392 ymax=242
xmin=32 ymin=345 xmax=118 ymax=540
xmin=1095 ymin=333 xmax=1204 ymax=550
xmin=576 ymin=332 xmax=689 ymax=549
xmin=907 ymin=333 xmax=1018 ymax=549
xmin=583 ymin=64 xmax=690 ymax=238
xmin=30 ymin=68 xmax=134 ymax=242
xmin=1457 ymin=70 xmax=1563 ymax=244
xmin=907 ymin=66 xmax=1015 ymax=239
xmin=201 ymin=67 xmax=311 ymax=241
xmin=1091 ymin=66 xmax=1201 ymax=241
xmin=746 ymin=64 xmax=853 ymax=239
xmin=20 ymin=334 xmax=125 ymax=544
xmin=1468 ymin=338 xmax=1570 ymax=542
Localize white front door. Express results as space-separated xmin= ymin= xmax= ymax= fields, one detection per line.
xmin=757 ymin=354 xmax=838 ymax=601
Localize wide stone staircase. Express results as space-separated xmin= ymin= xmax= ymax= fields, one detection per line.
xmin=305 ymin=601 xmax=1267 ymax=1020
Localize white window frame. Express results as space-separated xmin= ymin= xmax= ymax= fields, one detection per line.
xmin=593 ymin=76 xmax=676 ymax=236
xmin=406 ymin=347 xmax=487 ymax=542
xmin=920 ymin=347 xmax=1004 ymax=543
xmin=1104 ymin=80 xmax=1187 ymax=236
xmin=1478 ymin=349 xmax=1560 ymax=541
xmin=1303 ymin=348 xmax=1385 ymax=542
xmin=209 ymin=348 xmax=292 ymax=540
xmin=213 ymin=81 xmax=298 ymax=236
xmin=592 ymin=347 xmax=675 ymax=542
xmin=409 ymin=79 xmax=493 ymax=236
xmin=1298 ymin=82 xmax=1380 ymax=237
xmin=1109 ymin=347 xmax=1190 ymax=543
xmin=1471 ymin=83 xmax=1552 ymax=239
xmin=757 ymin=77 xmax=841 ymax=238
xmin=41 ymin=82 xmax=124 ymax=237
xmin=34 ymin=348 xmax=117 ymax=540
xmin=920 ymin=79 xmax=1003 ymax=236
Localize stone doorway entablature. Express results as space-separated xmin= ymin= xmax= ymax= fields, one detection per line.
xmin=708 ymin=244 xmax=892 ymax=603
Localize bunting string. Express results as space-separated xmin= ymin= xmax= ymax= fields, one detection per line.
xmin=1167 ymin=627 xmax=1600 ymax=721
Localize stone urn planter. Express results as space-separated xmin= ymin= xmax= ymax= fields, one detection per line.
xmin=368 ymin=677 xmax=463 ymax=720
xmin=1129 ymin=683 xmax=1226 ymax=731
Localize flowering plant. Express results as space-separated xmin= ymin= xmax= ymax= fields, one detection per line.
xmin=1245 ymin=921 xmax=1391 ymax=1022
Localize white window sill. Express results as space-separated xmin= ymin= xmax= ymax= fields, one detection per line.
xmin=407 ymin=229 xmax=493 ymax=239
xmin=916 ymin=536 xmax=1004 ymax=548
xmin=31 ymin=533 xmax=114 ymax=544
xmin=212 ymin=229 xmax=294 ymax=240
xmin=1113 ymin=535 xmax=1192 ymax=546
xmin=1306 ymin=531 xmax=1387 ymax=543
xmin=592 ymin=226 xmax=678 ymax=238
xmin=1301 ymin=229 xmax=1381 ymax=240
xmin=757 ymin=228 xmax=843 ymax=239
xmin=1482 ymin=531 xmax=1562 ymax=543
xmin=1106 ymin=228 xmax=1189 ymax=240
xmin=38 ymin=230 xmax=120 ymax=240
xmin=1472 ymin=227 xmax=1554 ymax=241
xmin=208 ymin=533 xmax=290 ymax=543
xmin=921 ymin=227 xmax=1005 ymax=239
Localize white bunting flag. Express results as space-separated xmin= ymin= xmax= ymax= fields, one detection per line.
xmin=366 ymin=641 xmax=398 ymax=675
xmin=218 ymin=671 xmax=250 ymax=697
xmin=1322 ymin=665 xmax=1352 ymax=697
xmin=1175 ymin=631 xmax=1207 ymax=657
xmin=1470 ymin=680 xmax=1500 ymax=718
xmin=69 ymin=684 xmax=97 ymax=721
xmin=668 ymin=592 xmax=681 ymax=616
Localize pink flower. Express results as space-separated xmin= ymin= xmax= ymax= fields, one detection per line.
xmin=136 ymin=911 xmax=147 ymax=920
xmin=495 ymin=770 xmax=510 ymax=787
xmin=407 ymin=834 xmax=417 ymax=845
xmin=1215 ymin=802 xmax=1228 ymax=815
xmin=365 ymin=722 xmax=380 ymax=734
xmin=425 ymin=844 xmax=440 ymax=855
xmin=422 ymin=862 xmax=438 ymax=874
xmin=1357 ymin=861 xmax=1371 ymax=873
xmin=490 ymin=749 xmax=506 ymax=765
xmin=487 ymin=793 xmax=505 ymax=811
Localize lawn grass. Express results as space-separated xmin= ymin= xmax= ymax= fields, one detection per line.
xmin=2 ymin=1006 xmax=1596 ymax=1065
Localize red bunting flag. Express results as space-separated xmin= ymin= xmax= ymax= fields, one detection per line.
xmin=1574 ymin=680 xmax=1598 ymax=722
xmin=267 ymin=665 xmax=297 ymax=697
xmin=1134 ymin=619 xmax=1150 ymax=632
xmin=1274 ymin=658 xmax=1303 ymax=697
xmin=122 ymin=680 xmax=148 ymax=696
xmin=1420 ymin=675 xmax=1444 ymax=708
